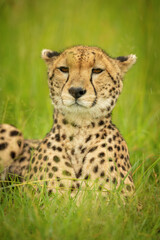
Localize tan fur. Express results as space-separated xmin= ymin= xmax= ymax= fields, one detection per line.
xmin=0 ymin=46 xmax=136 ymax=196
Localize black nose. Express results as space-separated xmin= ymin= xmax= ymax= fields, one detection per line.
xmin=68 ymin=87 xmax=86 ymax=99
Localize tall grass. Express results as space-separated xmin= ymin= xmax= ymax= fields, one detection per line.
xmin=0 ymin=0 xmax=160 ymax=239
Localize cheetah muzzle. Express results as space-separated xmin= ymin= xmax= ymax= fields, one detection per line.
xmin=0 ymin=46 xmax=136 ymax=197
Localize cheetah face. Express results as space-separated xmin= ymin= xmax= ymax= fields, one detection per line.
xmin=42 ymin=46 xmax=136 ymax=120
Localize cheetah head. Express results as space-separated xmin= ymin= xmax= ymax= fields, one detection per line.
xmin=42 ymin=46 xmax=136 ymax=121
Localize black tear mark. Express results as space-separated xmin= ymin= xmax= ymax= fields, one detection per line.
xmin=61 ymin=74 xmax=70 ymax=93
xmin=0 ymin=142 xmax=8 ymax=150
xmin=106 ymin=70 xmax=117 ymax=84
xmin=90 ymin=75 xmax=97 ymax=107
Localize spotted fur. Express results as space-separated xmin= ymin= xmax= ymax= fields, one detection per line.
xmin=0 ymin=46 xmax=136 ymax=196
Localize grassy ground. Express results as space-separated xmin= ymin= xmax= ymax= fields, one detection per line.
xmin=0 ymin=0 xmax=160 ymax=239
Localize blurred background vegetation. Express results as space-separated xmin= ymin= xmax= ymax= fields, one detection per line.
xmin=0 ymin=0 xmax=159 ymax=166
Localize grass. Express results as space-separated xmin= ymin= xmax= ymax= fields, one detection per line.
xmin=0 ymin=0 xmax=160 ymax=239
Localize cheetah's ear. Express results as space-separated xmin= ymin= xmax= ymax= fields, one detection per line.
xmin=41 ymin=49 xmax=60 ymax=65
xmin=116 ymin=54 xmax=137 ymax=75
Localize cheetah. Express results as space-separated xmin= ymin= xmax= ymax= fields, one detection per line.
xmin=0 ymin=46 xmax=136 ymax=196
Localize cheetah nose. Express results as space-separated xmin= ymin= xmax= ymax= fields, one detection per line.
xmin=68 ymin=87 xmax=86 ymax=99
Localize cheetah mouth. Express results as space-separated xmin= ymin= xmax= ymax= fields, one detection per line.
xmin=62 ymin=98 xmax=94 ymax=109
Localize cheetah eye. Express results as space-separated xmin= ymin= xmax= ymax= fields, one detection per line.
xmin=92 ymin=68 xmax=104 ymax=74
xmin=59 ymin=66 xmax=69 ymax=73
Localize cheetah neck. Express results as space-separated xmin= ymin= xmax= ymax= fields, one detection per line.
xmin=53 ymin=109 xmax=112 ymax=132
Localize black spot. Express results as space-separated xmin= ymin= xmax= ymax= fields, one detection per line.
xmin=43 ymin=155 xmax=48 ymax=161
xmin=33 ymin=166 xmax=37 ymax=173
xmin=100 ymin=171 xmax=105 ymax=177
xmin=108 ymin=146 xmax=113 ymax=151
xmin=57 ymin=124 xmax=61 ymax=129
xmin=98 ymin=152 xmax=105 ymax=158
xmin=84 ymin=175 xmax=89 ymax=180
xmin=62 ymin=134 xmax=66 ymax=140
xmin=56 ymin=177 xmax=60 ymax=181
xmin=52 ymin=166 xmax=58 ymax=172
xmin=120 ymin=172 xmax=124 ymax=178
xmin=55 ymin=134 xmax=60 ymax=141
xmin=19 ymin=157 xmax=26 ymax=163
xmin=0 ymin=129 xmax=6 ymax=133
xmin=38 ymin=154 xmax=42 ymax=160
xmin=101 ymin=143 xmax=106 ymax=147
xmin=91 ymin=122 xmax=95 ymax=127
xmin=62 ymin=170 xmax=71 ymax=176
xmin=69 ymin=135 xmax=74 ymax=141
xmin=65 ymin=162 xmax=72 ymax=168
xmin=85 ymin=135 xmax=92 ymax=143
xmin=88 ymin=146 xmax=98 ymax=152
xmin=40 ymin=175 xmax=43 ymax=180
xmin=81 ymin=148 xmax=86 ymax=153
xmin=106 ymin=178 xmax=109 ymax=182
xmin=32 ymin=157 xmax=35 ymax=163
xmin=98 ymin=120 xmax=104 ymax=126
xmin=76 ymin=168 xmax=82 ymax=178
xmin=48 ymin=162 xmax=51 ymax=166
xmin=53 ymin=155 xmax=60 ymax=162
xmin=126 ymin=185 xmax=131 ymax=192
xmin=52 ymin=146 xmax=56 ymax=151
xmin=43 ymin=139 xmax=48 ymax=144
xmin=10 ymin=130 xmax=20 ymax=136
xmin=70 ymin=185 xmax=75 ymax=192
xmin=93 ymin=165 xmax=98 ymax=173
xmin=117 ymin=146 xmax=120 ymax=151
xmin=95 ymin=133 xmax=100 ymax=138
xmin=101 ymin=133 xmax=107 ymax=139
xmin=100 ymin=159 xmax=105 ymax=164
xmin=62 ymin=119 xmax=68 ymax=124
xmin=110 ymin=166 xmax=114 ymax=172
xmin=128 ymin=175 xmax=133 ymax=182
xmin=0 ymin=142 xmax=8 ymax=150
xmin=47 ymin=142 xmax=51 ymax=148
xmin=57 ymin=147 xmax=62 ymax=152
xmin=112 ymin=177 xmax=117 ymax=184
xmin=48 ymin=190 xmax=53 ymax=196
xmin=108 ymin=138 xmax=112 ymax=143
xmin=49 ymin=172 xmax=53 ymax=178
xmin=120 ymin=154 xmax=124 ymax=159
xmin=71 ymin=149 xmax=75 ymax=155
xmin=90 ymin=157 xmax=95 ymax=163
xmin=10 ymin=151 xmax=16 ymax=159
xmin=17 ymin=140 xmax=22 ymax=147
xmin=59 ymin=183 xmax=64 ymax=188
xmin=109 ymin=158 xmax=112 ymax=162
